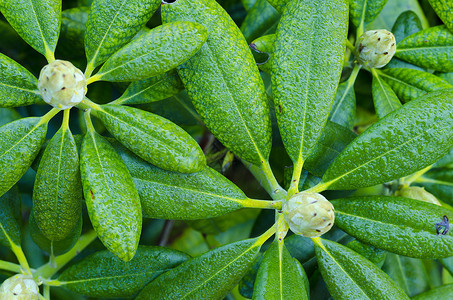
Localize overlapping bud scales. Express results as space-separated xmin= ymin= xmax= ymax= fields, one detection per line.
xmin=355 ymin=29 xmax=396 ymax=68
xmin=0 ymin=274 xmax=39 ymax=300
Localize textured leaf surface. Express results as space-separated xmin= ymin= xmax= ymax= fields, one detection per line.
xmin=346 ymin=240 xmax=386 ymax=268
xmin=314 ymin=238 xmax=409 ymax=300
xmin=328 ymin=80 xmax=356 ymax=129
xmin=96 ymin=21 xmax=208 ymax=82
xmin=253 ymin=241 xmax=308 ymax=300
xmin=112 ymin=70 xmax=183 ymax=105
xmin=240 ymin=0 xmax=279 ymax=43
xmin=265 ymin=0 xmax=287 ymax=13
xmin=331 ymin=196 xmax=453 ymax=258
xmin=371 ymin=69 xmax=402 ymax=118
xmin=115 ymin=144 xmax=244 ymax=220
xmin=416 ymin=169 xmax=453 ymax=206
xmin=0 ymin=0 xmax=61 ymax=57
xmin=80 ymin=131 xmax=141 ymax=262
xmin=0 ymin=186 xmax=21 ymax=248
xmin=0 ymin=53 xmax=43 ymax=107
xmin=320 ymin=89 xmax=453 ymax=190
xmin=136 ymin=239 xmax=261 ymax=300
xmin=0 ymin=108 xmax=21 ymax=126
xmin=59 ymin=246 xmax=189 ymax=298
xmin=412 ymin=284 xmax=453 ymax=299
xmin=391 ymin=10 xmax=423 ymax=43
xmin=250 ymin=34 xmax=275 ymax=74
xmin=395 ymin=26 xmax=453 ymax=72
xmin=427 ymin=0 xmax=453 ymax=33
xmin=162 ymin=0 xmax=272 ymax=166
xmin=60 ymin=7 xmax=89 ymax=55
xmin=0 ymin=117 xmax=47 ymax=197
xmin=85 ymin=0 xmax=160 ymax=70
xmin=349 ymin=0 xmax=389 ymax=28
xmin=378 ymin=68 xmax=452 ymax=103
xmin=94 ymin=104 xmax=205 ymax=173
xmin=271 ymin=0 xmax=348 ymax=166
xmin=33 ymin=125 xmax=82 ymax=241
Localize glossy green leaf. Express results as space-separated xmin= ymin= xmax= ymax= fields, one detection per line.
xmin=382 ymin=253 xmax=430 ymax=297
xmin=58 ymin=246 xmax=189 ymax=298
xmin=371 ymin=69 xmax=402 ymax=118
xmin=94 ymin=21 xmax=208 ymax=82
xmin=416 ymin=169 xmax=453 ymax=206
xmin=238 ymin=254 xmax=264 ymax=299
xmin=346 ymin=240 xmax=386 ymax=268
xmin=253 ymin=241 xmax=309 ymax=300
xmin=440 ymin=256 xmax=453 ymax=275
xmin=328 ymin=80 xmax=356 ymax=129
xmin=378 ymin=68 xmax=452 ymax=103
xmin=265 ymin=0 xmax=287 ymax=13
xmin=271 ymin=0 xmax=348 ymax=167
xmin=314 ymin=238 xmax=410 ymax=300
xmin=432 ymin=147 xmax=453 ymax=168
xmin=93 ymin=104 xmax=205 ymax=173
xmin=59 ymin=7 xmax=90 ymax=56
xmin=427 ymin=0 xmax=453 ymax=33
xmin=0 ymin=117 xmax=48 ymax=197
xmin=0 ymin=53 xmax=43 ymax=108
xmin=0 ymin=0 xmax=61 ymax=58
xmin=395 ymin=26 xmax=453 ymax=72
xmin=319 ymin=89 xmax=453 ymax=190
xmin=162 ymin=0 xmax=272 ymax=166
xmin=0 ymin=186 xmax=21 ymax=249
xmin=80 ymin=129 xmax=141 ymax=262
xmin=33 ymin=124 xmax=82 ymax=241
xmin=350 ymin=0 xmax=389 ymax=29
xmin=115 ymin=144 xmax=246 ymax=220
xmin=241 ymin=0 xmax=257 ymax=11
xmin=250 ymin=34 xmax=275 ymax=74
xmin=240 ymin=0 xmax=279 ymax=43
xmin=391 ymin=10 xmax=423 ymax=43
xmin=84 ymin=0 xmax=160 ymax=72
xmin=0 ymin=108 xmax=21 ymax=126
xmin=136 ymin=238 xmax=261 ymax=300
xmin=412 ymin=284 xmax=453 ymax=300
xmin=331 ymin=196 xmax=453 ymax=258
xmin=112 ymin=70 xmax=184 ymax=105
xmin=438 ymin=72 xmax=453 ymax=85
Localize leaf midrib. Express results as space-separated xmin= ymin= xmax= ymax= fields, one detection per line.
xmin=374 ymin=72 xmax=401 ymax=115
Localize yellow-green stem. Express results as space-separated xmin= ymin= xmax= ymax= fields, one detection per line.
xmin=84 ymin=109 xmax=95 ymax=134
xmin=38 ymin=108 xmax=60 ymax=126
xmin=288 ymin=158 xmax=304 ymax=197
xmin=86 ymin=74 xmax=102 ymax=85
xmin=259 ymin=160 xmax=287 ymax=201
xmin=253 ymin=224 xmax=277 ymax=247
xmin=275 ymin=212 xmax=289 ymax=242
xmin=402 ymin=165 xmax=433 ymax=186
xmin=345 ymin=38 xmax=355 ymax=52
xmin=10 ymin=243 xmax=31 ymax=275
xmin=62 ymin=109 xmax=71 ymax=131
xmin=305 ymin=181 xmax=331 ymax=194
xmin=77 ymin=97 xmax=103 ymax=112
xmin=44 ymin=45 xmax=55 ymax=64
xmin=0 ymin=260 xmax=22 ymax=273
xmin=44 ymin=285 xmax=50 ymax=300
xmin=239 ymin=198 xmax=282 ymax=210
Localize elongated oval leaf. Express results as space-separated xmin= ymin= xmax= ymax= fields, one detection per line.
xmin=112 ymin=70 xmax=183 ymax=105
xmin=319 ymin=89 xmax=453 ymax=190
xmin=115 ymin=144 xmax=245 ymax=220
xmin=95 ymin=21 xmax=208 ymax=82
xmin=0 ymin=53 xmax=43 ymax=107
xmin=85 ymin=0 xmax=160 ymax=71
xmin=162 ymin=0 xmax=272 ymax=166
xmin=59 ymin=7 xmax=90 ymax=56
xmin=371 ymin=69 xmax=402 ymax=118
xmin=58 ymin=246 xmax=189 ymax=298
xmin=240 ymin=0 xmax=279 ymax=44
xmin=427 ymin=0 xmax=453 ymax=33
xmin=265 ymin=0 xmax=287 ymax=13
xmin=0 ymin=108 xmax=21 ymax=126
xmin=415 ymin=169 xmax=453 ymax=206
xmin=0 ymin=117 xmax=47 ymax=197
xmin=250 ymin=34 xmax=275 ymax=74
xmin=395 ymin=26 xmax=453 ymax=72
xmin=346 ymin=240 xmax=386 ymax=267
xmin=314 ymin=238 xmax=410 ymax=300
xmin=93 ymin=104 xmax=205 ymax=173
xmin=392 ymin=10 xmax=423 ymax=43
xmin=331 ymin=196 xmax=453 ymax=258
xmin=241 ymin=0 xmax=257 ymax=11
xmin=80 ymin=130 xmax=141 ymax=262
xmin=412 ymin=284 xmax=453 ymax=300
xmin=271 ymin=0 xmax=348 ymax=167
xmin=328 ymin=80 xmax=356 ymax=129
xmin=136 ymin=238 xmax=261 ymax=299
xmin=350 ymin=0 xmax=389 ymax=28
xmin=0 ymin=0 xmax=61 ymax=58
xmin=253 ymin=241 xmax=308 ymax=300
xmin=378 ymin=68 xmax=452 ymax=103
xmin=33 ymin=124 xmax=82 ymax=241
xmin=0 ymin=186 xmax=21 ymax=248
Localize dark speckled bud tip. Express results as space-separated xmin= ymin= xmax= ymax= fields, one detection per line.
xmin=355 ymin=29 xmax=396 ymax=69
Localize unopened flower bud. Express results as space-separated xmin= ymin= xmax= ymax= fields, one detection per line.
xmin=0 ymin=274 xmax=39 ymax=300
xmin=38 ymin=60 xmax=87 ymax=109
xmin=283 ymin=192 xmax=335 ymax=237
xmin=396 ymin=186 xmax=441 ymax=206
xmin=355 ymin=29 xmax=396 ymax=68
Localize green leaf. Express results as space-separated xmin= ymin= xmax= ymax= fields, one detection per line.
xmin=416 ymin=169 xmax=453 ymax=206
xmin=59 ymin=7 xmax=90 ymax=56
xmin=0 ymin=0 xmax=61 ymax=59
xmin=93 ymin=104 xmax=205 ymax=173
xmin=33 ymin=123 xmax=82 ymax=241
xmin=80 ymin=129 xmax=141 ymax=262
xmin=378 ymin=68 xmax=452 ymax=103
xmin=265 ymin=0 xmax=287 ymax=13
xmin=0 ymin=53 xmax=43 ymax=108
xmin=136 ymin=238 xmax=261 ymax=300
xmin=427 ymin=0 xmax=453 ymax=33
xmin=93 ymin=21 xmax=208 ymax=82
xmin=271 ymin=0 xmax=348 ymax=168
xmin=412 ymin=284 xmax=453 ymax=300
xmin=239 ymin=254 xmax=264 ymax=299
xmin=112 ymin=70 xmax=183 ymax=105
xmin=371 ymin=69 xmax=402 ymax=118
xmin=58 ymin=246 xmax=189 ymax=298
xmin=395 ymin=26 xmax=453 ymax=72
xmin=328 ymin=80 xmax=356 ymax=129
xmin=84 ymin=0 xmax=160 ymax=72
xmin=391 ymin=10 xmax=423 ymax=43
xmin=318 ymin=89 xmax=453 ymax=190
xmin=382 ymin=253 xmax=431 ymax=297
xmin=240 ymin=0 xmax=279 ymax=44
xmin=0 ymin=108 xmax=21 ymax=126
xmin=253 ymin=240 xmax=309 ymax=300
xmin=115 ymin=144 xmax=245 ymax=220
xmin=0 ymin=186 xmax=21 ymax=249
xmin=349 ymin=0 xmax=389 ymax=29
xmin=250 ymin=34 xmax=275 ymax=74
xmin=241 ymin=0 xmax=257 ymax=11
xmin=161 ymin=0 xmax=272 ymax=166
xmin=331 ymin=196 xmax=453 ymax=258
xmin=440 ymin=256 xmax=453 ymax=275
xmin=314 ymin=238 xmax=410 ymax=300
xmin=0 ymin=117 xmax=48 ymax=197
xmin=346 ymin=240 xmax=386 ymax=268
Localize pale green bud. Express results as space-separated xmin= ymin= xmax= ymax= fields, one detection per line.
xmin=396 ymin=186 xmax=441 ymax=206
xmin=38 ymin=60 xmax=87 ymax=109
xmin=283 ymin=192 xmax=335 ymax=237
xmin=355 ymin=29 xmax=396 ymax=68
xmin=0 ymin=274 xmax=39 ymax=300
